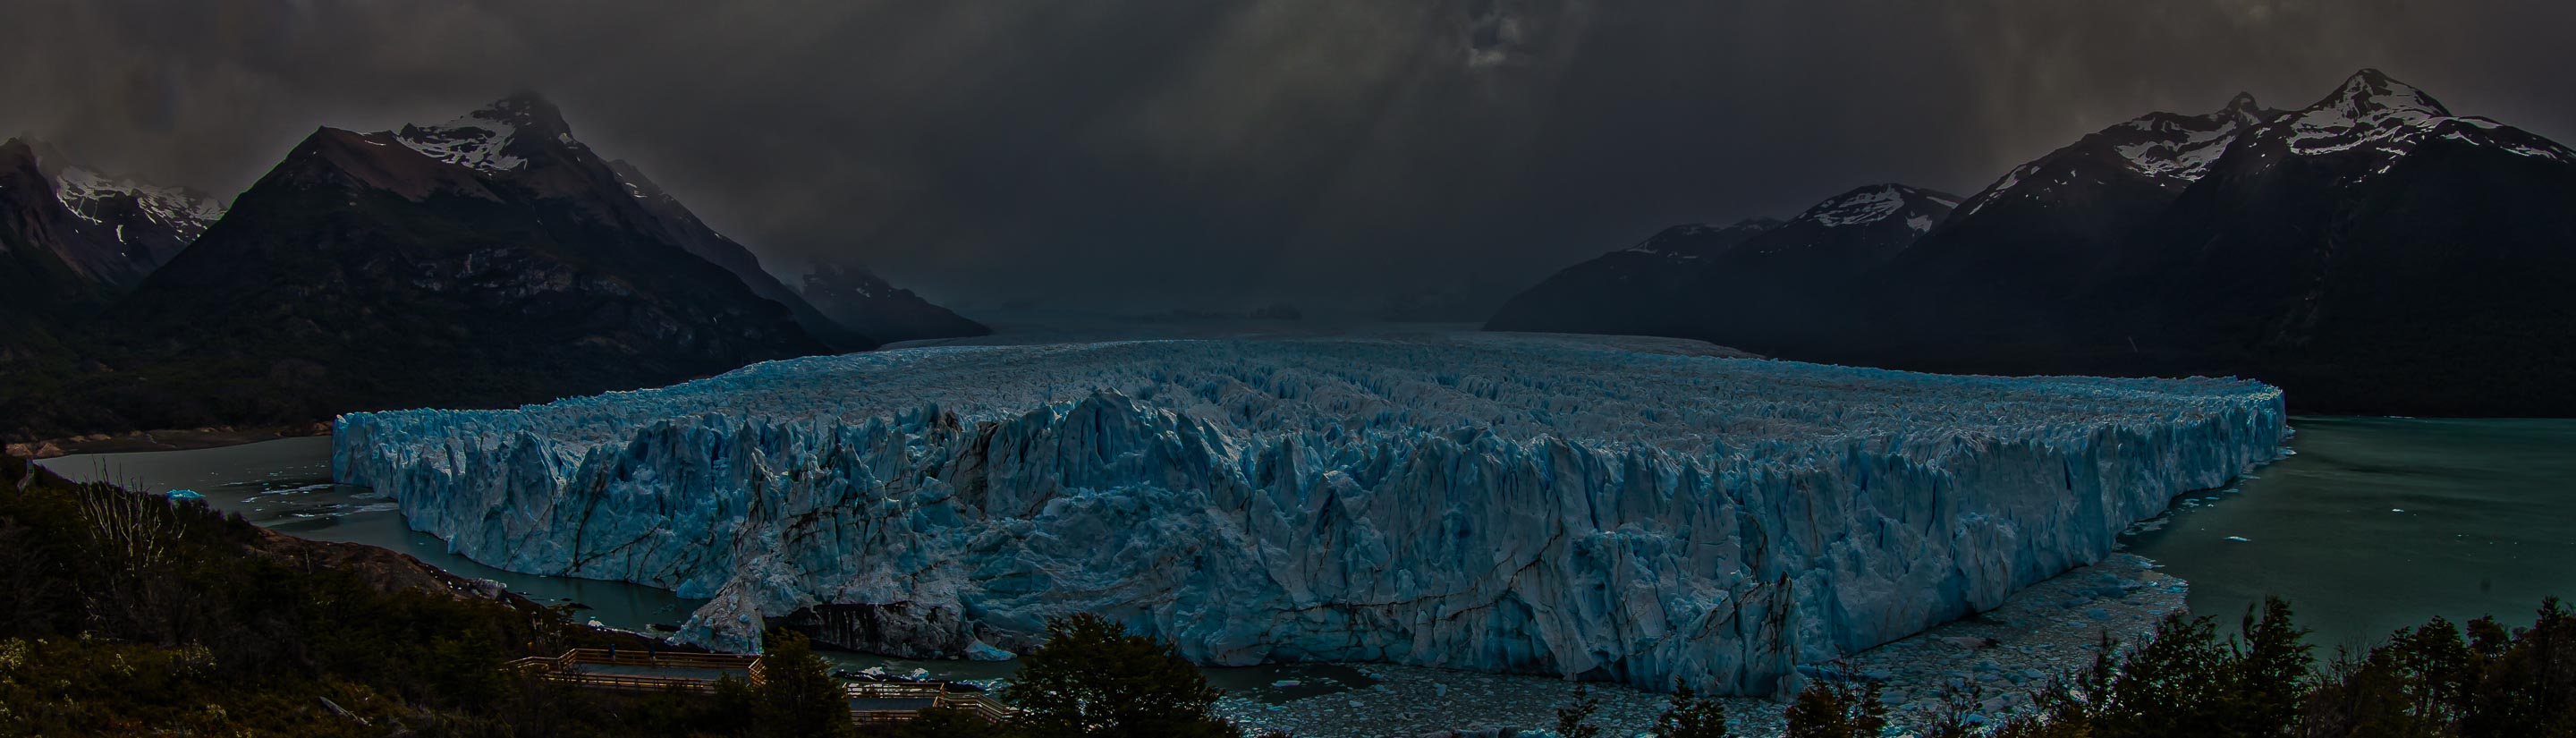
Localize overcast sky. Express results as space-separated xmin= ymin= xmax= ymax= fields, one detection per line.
xmin=7 ymin=0 xmax=2572 ymax=314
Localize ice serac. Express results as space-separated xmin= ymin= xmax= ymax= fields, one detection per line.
xmin=335 ymin=332 xmax=2286 ymax=695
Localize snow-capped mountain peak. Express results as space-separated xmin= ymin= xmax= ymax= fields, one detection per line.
xmin=51 ymin=165 xmax=226 ymax=241
xmin=1956 ymin=93 xmax=2285 ymax=218
xmin=394 ymin=92 xmax=578 ymax=174
xmin=1797 ymin=183 xmax=1958 ymax=229
xmin=2265 ymin=69 xmax=2572 ymax=174
xmin=17 ymin=140 xmax=225 ymax=246
xmin=2315 ymin=69 xmax=2450 ymax=120
xmin=2105 ymin=93 xmax=2281 ymax=182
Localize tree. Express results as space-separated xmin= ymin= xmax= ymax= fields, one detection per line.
xmin=1001 ymin=613 xmax=1233 ymax=738
xmin=2099 ymin=613 xmax=2232 ymax=738
xmin=873 ymin=706 xmax=1020 ymax=738
xmin=756 ymin=628 xmax=854 ymax=738
xmin=1784 ymin=679 xmax=1887 ymax=738
xmin=2225 ymin=596 xmax=2314 ymax=736
xmin=1555 ymin=683 xmax=1604 ymax=738
xmin=1650 ymin=681 xmax=1730 ymax=738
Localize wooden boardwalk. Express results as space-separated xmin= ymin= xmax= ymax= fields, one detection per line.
xmin=845 ymin=681 xmax=1016 ymax=724
xmin=508 ymin=649 xmax=764 ymax=693
xmin=509 ymin=649 xmax=1015 ymax=723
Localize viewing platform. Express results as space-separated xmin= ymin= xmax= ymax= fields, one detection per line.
xmin=508 ymin=648 xmax=764 ymax=693
xmin=844 ymin=680 xmax=1016 ymax=724
xmin=509 ymin=649 xmax=1015 ymax=723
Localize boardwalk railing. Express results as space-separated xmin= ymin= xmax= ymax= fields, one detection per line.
xmin=506 ymin=649 xmax=1016 ymax=724
xmin=506 ymin=649 xmax=765 ymax=694
xmin=845 ymin=681 xmax=1018 ymax=724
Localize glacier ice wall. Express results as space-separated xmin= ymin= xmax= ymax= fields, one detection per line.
xmin=334 ymin=332 xmax=2285 ymax=694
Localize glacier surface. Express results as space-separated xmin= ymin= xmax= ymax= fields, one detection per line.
xmin=334 ymin=332 xmax=2286 ymax=694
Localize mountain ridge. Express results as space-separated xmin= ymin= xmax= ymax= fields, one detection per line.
xmin=1491 ymin=69 xmax=2576 ymax=415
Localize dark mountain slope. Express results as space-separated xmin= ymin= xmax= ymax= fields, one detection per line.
xmin=1859 ymin=94 xmax=2284 ymax=355
xmin=1487 ymin=182 xmax=1959 ymax=355
xmin=1484 ymin=219 xmax=1781 ymax=337
xmin=0 ymin=139 xmax=223 ymax=361
xmin=799 ymin=262 xmax=989 ymax=344
xmin=394 ymin=95 xmax=874 ymax=349
xmin=2087 ymin=70 xmax=2576 ymax=414
xmin=2 ymin=121 xmax=828 ymax=438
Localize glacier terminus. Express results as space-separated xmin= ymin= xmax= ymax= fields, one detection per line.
xmin=333 ymin=331 xmax=2286 ymax=695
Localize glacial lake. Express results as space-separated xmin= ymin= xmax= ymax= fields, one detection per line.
xmin=40 ymin=416 xmax=2576 ymax=683
xmin=2121 ymin=416 xmax=2576 ymax=652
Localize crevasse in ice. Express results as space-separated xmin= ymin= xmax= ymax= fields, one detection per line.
xmin=334 ymin=332 xmax=2285 ymax=694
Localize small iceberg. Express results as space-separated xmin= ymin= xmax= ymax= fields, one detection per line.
xmin=165 ymin=488 xmax=205 ymax=501
xmin=2224 ymin=536 xmax=2252 ymax=542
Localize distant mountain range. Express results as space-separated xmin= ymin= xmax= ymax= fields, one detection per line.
xmin=0 ymin=139 xmax=224 ymax=361
xmin=1491 ymin=70 xmax=2576 ymax=415
xmin=800 ymin=261 xmax=989 ymax=344
xmin=0 ymin=94 xmax=981 ymax=441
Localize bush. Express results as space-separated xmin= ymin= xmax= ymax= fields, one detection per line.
xmin=756 ymin=629 xmax=854 ymax=738
xmin=1001 ymin=613 xmax=1233 ymax=738
xmin=1650 ymin=681 xmax=1732 ymax=738
xmin=1784 ymin=679 xmax=1887 ymax=738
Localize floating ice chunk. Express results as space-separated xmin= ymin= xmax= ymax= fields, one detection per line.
xmin=2225 ymin=536 xmax=2252 ymax=542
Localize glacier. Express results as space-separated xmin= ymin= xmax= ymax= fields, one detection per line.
xmin=333 ymin=331 xmax=2285 ymax=694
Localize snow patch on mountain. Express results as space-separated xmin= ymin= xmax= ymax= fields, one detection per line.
xmin=2110 ymin=93 xmax=2272 ymax=181
xmin=1789 ymin=184 xmax=1956 ymax=233
xmin=49 ymin=165 xmax=225 ymax=246
xmin=335 ymin=332 xmax=2285 ymax=694
xmin=394 ymin=96 xmax=574 ymax=174
xmin=1623 ymin=219 xmax=1779 ymax=259
xmin=396 ymin=118 xmax=525 ymax=173
xmin=2264 ymin=70 xmax=2574 ymax=176
xmin=1960 ymin=93 xmax=2278 ymax=219
xmin=1805 ymin=185 xmax=1909 ymax=227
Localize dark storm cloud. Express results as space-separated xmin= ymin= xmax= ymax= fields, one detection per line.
xmin=7 ymin=0 xmax=2572 ymax=315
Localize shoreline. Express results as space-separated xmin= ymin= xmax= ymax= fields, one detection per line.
xmin=4 ymin=421 xmax=330 ymax=460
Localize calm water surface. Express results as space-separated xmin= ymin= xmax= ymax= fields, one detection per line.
xmin=2123 ymin=417 xmax=2576 ymax=653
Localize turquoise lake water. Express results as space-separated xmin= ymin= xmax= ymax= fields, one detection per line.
xmin=2121 ymin=416 xmax=2576 ymax=653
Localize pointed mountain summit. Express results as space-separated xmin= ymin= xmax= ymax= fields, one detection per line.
xmin=1852 ymin=93 xmax=2292 ymax=352
xmin=1952 ymin=92 xmax=2285 ymax=223
xmin=1 ymin=137 xmax=224 ymax=291
xmin=384 ymin=93 xmax=877 ymax=348
xmin=1493 ymin=68 xmax=2576 ymax=414
xmin=1739 ymin=183 xmax=1961 ymax=264
xmin=2080 ymin=68 xmax=2576 ymax=413
xmin=2241 ymin=68 xmax=2572 ymax=175
xmin=0 ymin=138 xmax=224 ymax=362
xmin=5 ymin=96 xmax=877 ymax=438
